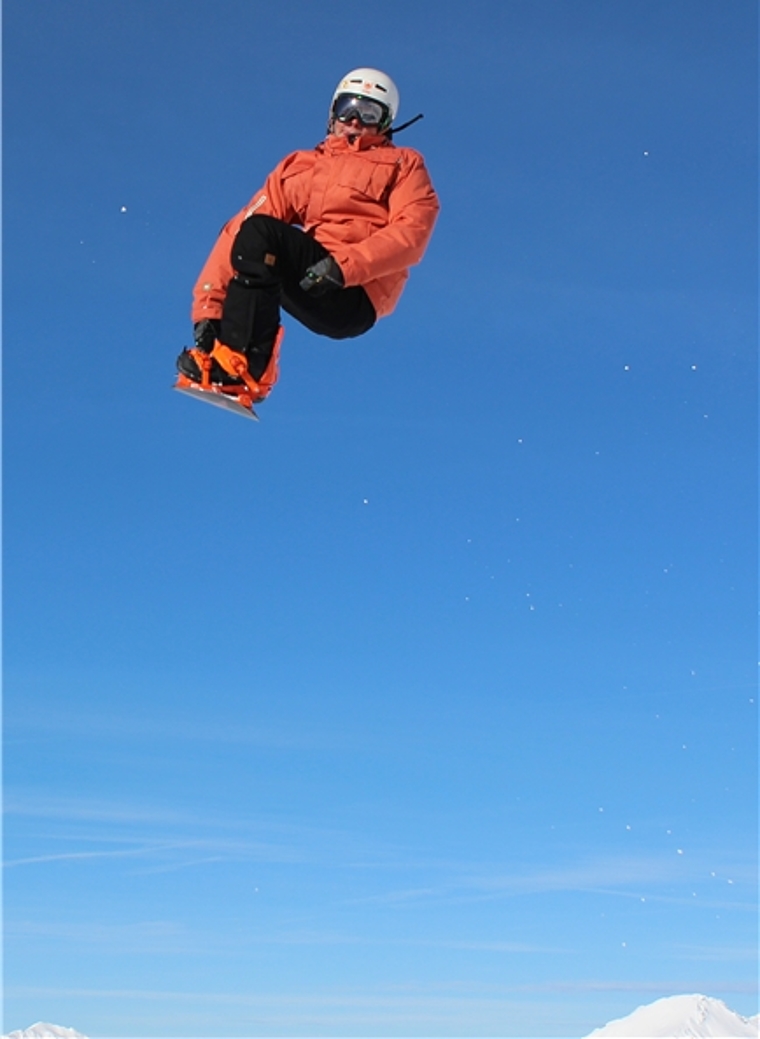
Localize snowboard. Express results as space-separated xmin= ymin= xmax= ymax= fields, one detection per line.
xmin=173 ymin=380 xmax=260 ymax=421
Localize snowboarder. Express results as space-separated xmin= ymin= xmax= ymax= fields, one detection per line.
xmin=175 ymin=67 xmax=439 ymax=416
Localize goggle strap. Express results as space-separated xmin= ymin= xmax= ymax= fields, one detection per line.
xmin=387 ymin=112 xmax=424 ymax=137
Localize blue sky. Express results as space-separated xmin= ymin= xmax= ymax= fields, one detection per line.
xmin=3 ymin=1 xmax=757 ymax=1036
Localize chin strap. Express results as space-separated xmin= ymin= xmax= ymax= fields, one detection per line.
xmin=387 ymin=113 xmax=424 ymax=138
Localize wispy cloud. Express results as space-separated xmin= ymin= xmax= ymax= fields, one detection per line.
xmin=3 ymin=790 xmax=397 ymax=875
xmin=4 ymin=917 xmax=568 ymax=959
xmin=3 ymin=791 xmax=190 ymax=826
xmin=3 ymin=845 xmax=176 ymax=868
xmin=5 ymin=793 xmax=757 ymax=917
xmin=342 ymin=854 xmax=719 ymax=908
xmin=668 ymin=942 xmax=759 ymax=963
xmin=4 ymin=919 xmax=187 ymax=955
xmin=9 ymin=977 xmax=758 ymax=1003
xmin=4 ymin=702 xmax=343 ymax=751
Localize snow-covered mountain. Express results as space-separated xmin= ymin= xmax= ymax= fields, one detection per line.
xmin=4 ymin=998 xmax=758 ymax=1039
xmin=586 ymin=994 xmax=759 ymax=1038
xmin=2 ymin=1025 xmax=87 ymax=1039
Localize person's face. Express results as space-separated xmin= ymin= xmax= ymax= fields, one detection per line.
xmin=331 ymin=115 xmax=380 ymax=139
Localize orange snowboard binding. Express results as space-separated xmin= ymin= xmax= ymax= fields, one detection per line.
xmin=174 ymin=328 xmax=284 ymax=421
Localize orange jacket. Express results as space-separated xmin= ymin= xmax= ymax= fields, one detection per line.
xmin=192 ymin=133 xmax=439 ymax=322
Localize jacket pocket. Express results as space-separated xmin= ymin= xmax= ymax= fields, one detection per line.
xmin=337 ymin=157 xmax=399 ymax=203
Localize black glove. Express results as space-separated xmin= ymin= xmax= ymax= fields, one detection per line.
xmin=299 ymin=256 xmax=345 ymax=296
xmin=193 ymin=318 xmax=221 ymax=353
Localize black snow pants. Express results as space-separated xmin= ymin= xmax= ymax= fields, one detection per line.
xmin=220 ymin=214 xmax=377 ymax=379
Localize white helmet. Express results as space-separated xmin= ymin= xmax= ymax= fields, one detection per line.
xmin=330 ymin=67 xmax=399 ymax=131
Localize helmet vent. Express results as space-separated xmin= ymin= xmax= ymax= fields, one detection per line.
xmin=347 ymin=77 xmax=387 ymax=95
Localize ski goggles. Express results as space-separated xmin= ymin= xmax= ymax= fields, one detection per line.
xmin=332 ymin=93 xmax=389 ymax=128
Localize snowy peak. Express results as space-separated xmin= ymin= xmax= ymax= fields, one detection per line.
xmin=587 ymin=994 xmax=759 ymax=1038
xmin=2 ymin=1025 xmax=88 ymax=1039
xmin=3 ymin=1002 xmax=757 ymax=1039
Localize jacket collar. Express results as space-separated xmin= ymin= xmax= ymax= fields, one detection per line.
xmin=321 ymin=132 xmax=392 ymax=154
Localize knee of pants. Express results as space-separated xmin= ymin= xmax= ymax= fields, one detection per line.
xmin=231 ymin=215 xmax=285 ymax=279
